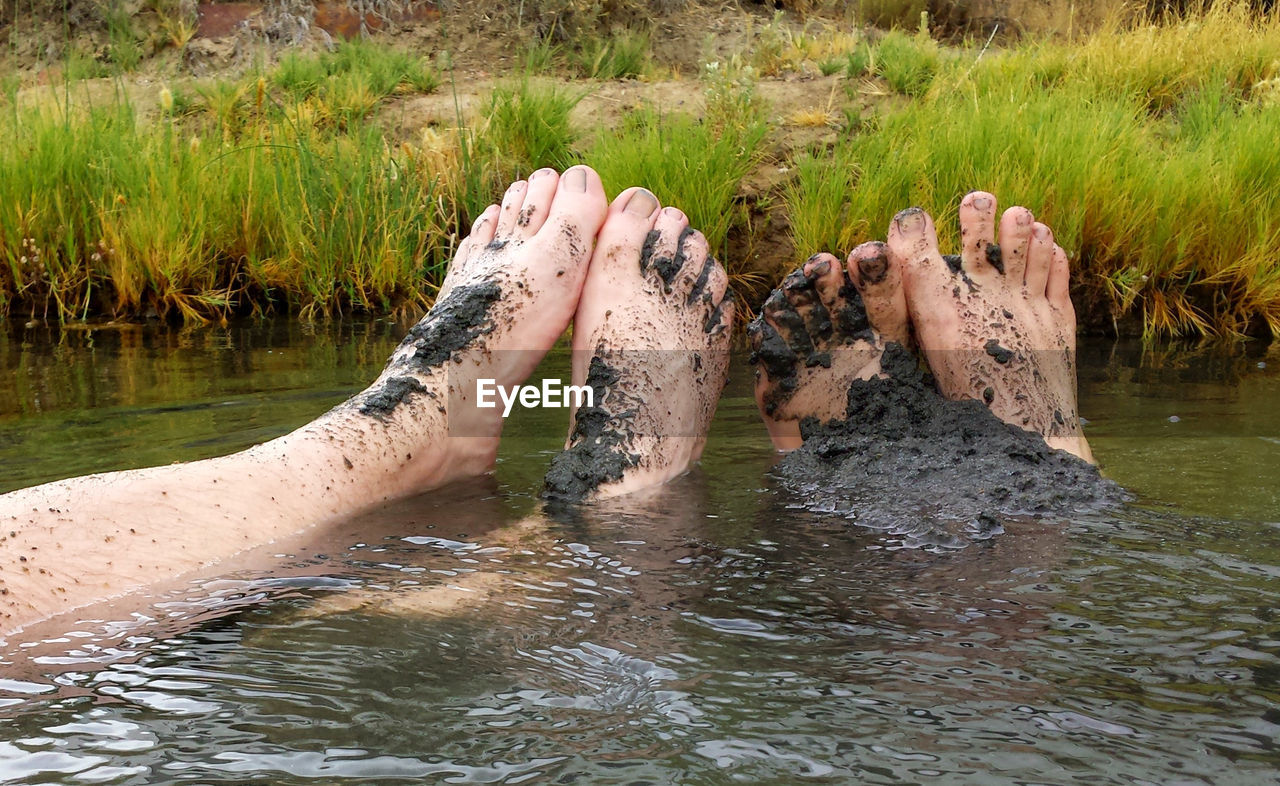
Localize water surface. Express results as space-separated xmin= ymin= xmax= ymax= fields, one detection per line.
xmin=0 ymin=321 xmax=1277 ymax=784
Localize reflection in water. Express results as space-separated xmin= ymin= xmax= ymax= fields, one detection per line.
xmin=0 ymin=322 xmax=1278 ymax=783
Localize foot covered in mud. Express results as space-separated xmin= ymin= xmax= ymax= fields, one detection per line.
xmin=747 ymin=244 xmax=911 ymax=450
xmin=348 ymin=166 xmax=610 ymax=491
xmin=891 ymin=192 xmax=1093 ymax=462
xmin=543 ymin=192 xmax=734 ymax=501
xmin=756 ymin=194 xmax=1116 ymax=542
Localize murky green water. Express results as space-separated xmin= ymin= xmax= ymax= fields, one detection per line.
xmin=1 ymin=321 xmax=1278 ymax=784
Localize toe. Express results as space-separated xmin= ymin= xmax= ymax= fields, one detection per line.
xmin=957 ymin=191 xmax=1000 ymax=277
xmin=703 ymin=258 xmax=729 ymax=304
xmin=888 ymin=206 xmax=942 ymax=270
xmin=494 ymin=179 xmax=529 ymax=238
xmin=805 ymin=252 xmax=846 ymax=311
xmin=513 ymin=167 xmax=559 ymax=238
xmin=997 ymin=206 xmax=1035 ymax=286
xmin=1046 ymin=243 xmax=1074 ymax=312
xmin=590 ymin=187 xmax=661 ymax=275
xmin=539 ymin=163 xmax=611 ymax=260
xmin=781 ymin=266 xmax=834 ymax=345
xmin=705 ymin=289 xmax=734 ymax=338
xmin=440 ymin=203 xmax=500 ymax=298
xmin=469 ymin=203 xmax=501 ymax=247
xmin=1025 ymin=222 xmax=1055 ymax=296
xmin=763 ymin=287 xmax=815 ymax=363
xmin=848 ymin=241 xmax=910 ymax=348
xmin=640 ymin=207 xmax=693 ymax=293
xmin=888 ymin=206 xmax=961 ymax=345
xmin=571 ymin=185 xmax=660 ymax=355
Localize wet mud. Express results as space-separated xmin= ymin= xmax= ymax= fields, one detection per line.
xmin=355 ymin=282 xmax=501 ymax=419
xmin=748 ymin=265 xmax=874 ymax=416
xmin=773 ymin=343 xmax=1125 ymax=549
xmin=542 ymin=355 xmax=642 ymax=501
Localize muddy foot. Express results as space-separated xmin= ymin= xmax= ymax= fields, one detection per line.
xmin=748 ymin=244 xmax=911 ymax=450
xmin=344 ymin=166 xmax=611 ymax=490
xmin=891 ymin=192 xmax=1094 ymax=462
xmin=543 ymin=192 xmax=734 ymax=500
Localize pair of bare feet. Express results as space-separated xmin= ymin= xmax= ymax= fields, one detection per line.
xmin=750 ymin=193 xmax=1093 ymax=464
xmin=0 ymin=166 xmax=1091 ymax=636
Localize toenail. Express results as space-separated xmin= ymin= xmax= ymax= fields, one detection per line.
xmin=623 ymin=188 xmax=659 ymax=217
xmin=530 ymin=167 xmax=554 ymax=179
xmin=1016 ymin=209 xmax=1033 ymax=226
xmin=972 ymin=195 xmax=992 ymax=211
xmin=857 ymin=252 xmax=889 ymax=285
xmin=564 ymin=167 xmax=588 ymax=191
xmin=808 ymin=258 xmax=831 ymax=277
xmin=662 ymin=207 xmax=685 ymax=221
xmin=894 ymin=207 xmax=925 ymax=232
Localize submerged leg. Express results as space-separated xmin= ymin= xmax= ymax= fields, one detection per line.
xmin=0 ymin=166 xmax=611 ymax=636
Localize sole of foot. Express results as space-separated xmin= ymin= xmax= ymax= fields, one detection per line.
xmin=890 ymin=192 xmax=1094 ymax=463
xmin=336 ymin=166 xmax=612 ymax=494
xmin=748 ymin=244 xmax=912 ymax=451
xmin=543 ymin=190 xmax=734 ymax=501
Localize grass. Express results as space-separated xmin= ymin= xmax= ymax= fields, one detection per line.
xmin=272 ymin=38 xmax=439 ymax=102
xmin=1 ymin=3 xmax=1279 ymax=337
xmin=785 ymin=1 xmax=1280 ymax=336
xmin=587 ymin=62 xmax=771 ymax=298
xmin=873 ymin=29 xmax=942 ymax=96
xmin=570 ymin=28 xmax=651 ymax=79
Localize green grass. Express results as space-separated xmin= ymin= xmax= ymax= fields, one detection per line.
xmin=451 ymin=78 xmax=584 ymax=227
xmin=588 ymin=67 xmax=770 ymax=296
xmin=272 ymin=38 xmax=439 ymax=102
xmin=571 ymin=28 xmax=650 ymax=79
xmin=0 ymin=72 xmax=581 ymax=321
xmin=787 ymin=1 xmax=1280 ymax=336
xmin=3 ymin=6 xmax=1279 ymax=336
xmin=873 ymin=29 xmax=941 ymax=96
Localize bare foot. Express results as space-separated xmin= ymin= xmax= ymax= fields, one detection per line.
xmin=543 ymin=191 xmax=734 ymax=500
xmin=748 ymin=244 xmax=911 ymax=451
xmin=0 ymin=167 xmax=610 ymax=636
xmin=350 ymin=165 xmax=612 ymax=487
xmin=890 ymin=192 xmax=1094 ymax=462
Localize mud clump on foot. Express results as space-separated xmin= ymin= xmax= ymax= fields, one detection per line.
xmin=356 ymin=282 xmax=501 ymax=419
xmin=358 ymin=376 xmax=433 ymax=419
xmin=543 ymin=355 xmax=642 ymax=501
xmin=774 ymin=344 xmax=1125 ymax=549
xmin=748 ymin=271 xmax=874 ymax=416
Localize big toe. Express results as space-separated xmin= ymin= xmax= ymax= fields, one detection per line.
xmin=536 ymin=164 xmax=611 ymax=264
xmin=888 ymin=206 xmax=961 ymax=343
xmin=847 ymin=241 xmax=910 ymax=348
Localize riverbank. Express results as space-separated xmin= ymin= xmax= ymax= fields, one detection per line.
xmin=1 ymin=1 xmax=1277 ymax=337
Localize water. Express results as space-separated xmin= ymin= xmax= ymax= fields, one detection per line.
xmin=1 ymin=320 xmax=1278 ymax=784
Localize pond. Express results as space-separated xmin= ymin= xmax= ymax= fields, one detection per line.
xmin=1 ymin=320 xmax=1278 ymax=784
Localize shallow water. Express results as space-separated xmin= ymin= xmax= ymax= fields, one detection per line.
xmin=1 ymin=320 xmax=1278 ymax=784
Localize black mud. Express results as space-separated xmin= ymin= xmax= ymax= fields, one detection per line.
xmin=357 ymin=376 xmax=432 ymax=419
xmin=748 ymin=266 xmax=874 ymax=416
xmin=356 ymin=281 xmax=501 ymax=419
xmin=773 ymin=343 xmax=1125 ymax=549
xmin=542 ymin=355 xmax=642 ymax=502
xmin=640 ymin=226 xmax=697 ymax=292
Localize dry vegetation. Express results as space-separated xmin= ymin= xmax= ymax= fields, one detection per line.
xmin=1 ymin=0 xmax=1278 ymax=337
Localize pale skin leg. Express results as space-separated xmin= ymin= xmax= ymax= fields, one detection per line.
xmin=0 ymin=166 xmax=612 ymax=637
